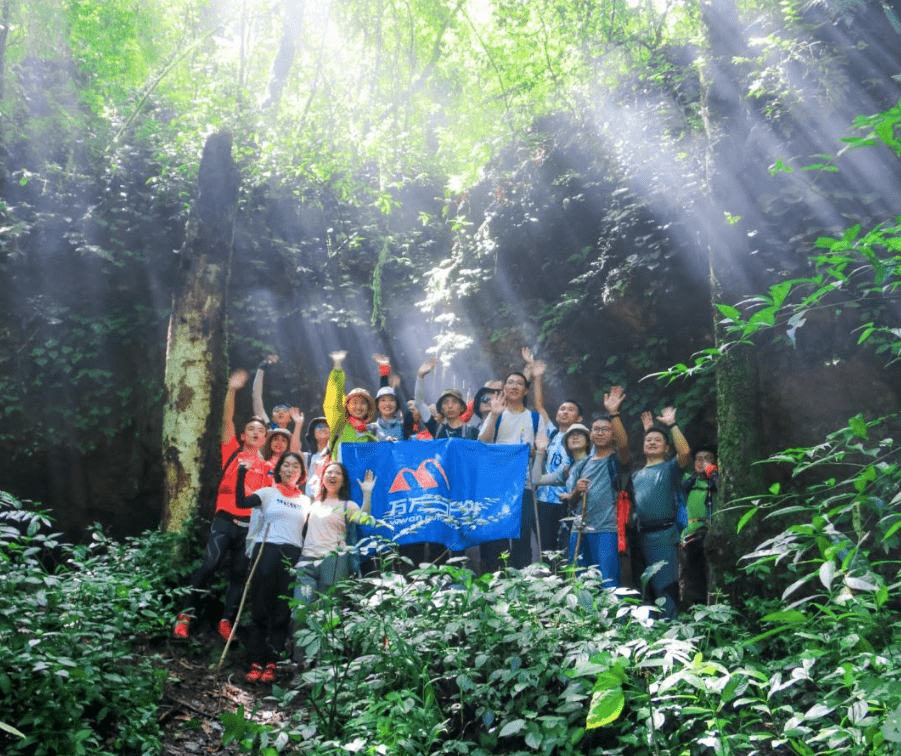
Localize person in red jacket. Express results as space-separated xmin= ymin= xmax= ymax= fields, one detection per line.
xmin=172 ymin=369 xmax=273 ymax=641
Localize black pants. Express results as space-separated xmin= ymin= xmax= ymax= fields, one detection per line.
xmin=181 ymin=514 xmax=249 ymax=622
xmin=481 ymin=490 xmax=536 ymax=572
xmin=246 ymin=542 xmax=303 ymax=665
xmin=537 ymin=499 xmax=566 ymax=555
xmin=681 ymin=533 xmax=709 ymax=607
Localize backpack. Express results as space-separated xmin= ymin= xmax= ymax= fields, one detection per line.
xmin=568 ymin=453 xmax=621 ymax=494
xmin=567 ymin=454 xmax=631 ymax=553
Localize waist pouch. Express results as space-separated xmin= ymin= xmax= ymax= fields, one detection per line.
xmin=636 ymin=519 xmax=675 ymax=534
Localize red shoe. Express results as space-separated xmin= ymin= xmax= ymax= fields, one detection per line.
xmin=218 ymin=619 xmax=233 ymax=641
xmin=259 ymin=663 xmax=277 ymax=684
xmin=245 ymin=663 xmax=263 ymax=683
xmin=172 ymin=614 xmax=191 ymax=639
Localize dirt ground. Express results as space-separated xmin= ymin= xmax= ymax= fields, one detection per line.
xmin=150 ymin=624 xmax=302 ymax=755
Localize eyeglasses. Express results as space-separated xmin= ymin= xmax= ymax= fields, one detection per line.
xmin=591 ymin=427 xmax=613 ymax=434
xmin=505 ymin=379 xmax=526 ymax=387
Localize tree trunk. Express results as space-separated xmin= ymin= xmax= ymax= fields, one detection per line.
xmin=0 ymin=0 xmax=9 ymax=103
xmin=162 ymin=131 xmax=240 ymax=535
xmin=261 ymin=0 xmax=305 ymax=110
xmin=699 ymin=0 xmax=766 ymax=601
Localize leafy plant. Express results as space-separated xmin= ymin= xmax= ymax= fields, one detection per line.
xmin=0 ymin=491 xmax=186 ymax=755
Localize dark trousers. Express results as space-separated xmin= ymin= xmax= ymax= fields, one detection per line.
xmin=630 ymin=528 xmax=680 ymax=620
xmin=246 ymin=542 xmax=302 ymax=665
xmin=537 ymin=500 xmax=566 ymax=555
xmin=481 ymin=490 xmax=536 ymax=572
xmin=181 ymin=514 xmax=249 ymax=622
xmin=681 ymin=533 xmax=709 ymax=607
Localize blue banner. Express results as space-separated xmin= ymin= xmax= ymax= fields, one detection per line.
xmin=342 ymin=439 xmax=529 ymax=551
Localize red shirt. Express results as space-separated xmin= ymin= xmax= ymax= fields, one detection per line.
xmin=215 ymin=437 xmax=273 ymax=517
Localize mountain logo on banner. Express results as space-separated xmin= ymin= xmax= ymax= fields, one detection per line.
xmin=388 ymin=459 xmax=450 ymax=493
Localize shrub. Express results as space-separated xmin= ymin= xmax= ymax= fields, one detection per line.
xmin=0 ymin=491 xmax=185 ymax=755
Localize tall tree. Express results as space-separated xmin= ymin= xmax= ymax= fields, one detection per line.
xmin=162 ymin=131 xmax=240 ymax=536
xmin=261 ymin=0 xmax=305 ymax=110
xmin=699 ymin=0 xmax=765 ymax=599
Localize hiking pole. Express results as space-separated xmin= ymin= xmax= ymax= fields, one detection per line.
xmin=215 ymin=523 xmax=270 ymax=675
xmin=571 ymin=491 xmax=588 ymax=582
xmin=532 ymin=495 xmax=542 ymax=562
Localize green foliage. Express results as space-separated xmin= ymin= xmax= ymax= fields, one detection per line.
xmin=278 ymin=561 xmax=648 ymax=754
xmin=655 ymin=100 xmax=901 ymax=386
xmin=0 ymin=491 xmax=186 ymax=755
xmin=2 ymin=409 xmax=900 ymax=756
xmin=0 ymin=301 xmax=168 ymax=454
xmin=223 ymin=415 xmax=900 ymax=756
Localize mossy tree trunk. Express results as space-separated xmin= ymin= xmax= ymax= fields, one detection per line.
xmin=162 ymin=131 xmax=239 ymax=536
xmin=699 ymin=0 xmax=766 ymax=601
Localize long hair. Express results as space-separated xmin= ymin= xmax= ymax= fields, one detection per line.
xmin=263 ymin=429 xmax=291 ymax=461
xmin=318 ymin=461 xmax=351 ymax=501
xmin=273 ymin=451 xmax=307 ymax=487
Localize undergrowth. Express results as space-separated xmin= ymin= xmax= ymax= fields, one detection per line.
xmin=0 ymin=492 xmax=185 ymax=755
xmin=2 ymin=413 xmax=901 ymax=755
xmin=226 ymin=414 xmax=901 ymax=756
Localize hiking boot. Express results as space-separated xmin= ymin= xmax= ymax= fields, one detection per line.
xmin=259 ymin=663 xmax=277 ymax=684
xmin=172 ymin=614 xmax=191 ymax=639
xmin=245 ymin=663 xmax=263 ymax=683
xmin=218 ymin=619 xmax=233 ymax=642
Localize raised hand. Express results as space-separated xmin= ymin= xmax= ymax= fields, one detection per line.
xmin=388 ymin=374 xmax=401 ymax=389
xmin=289 ymin=407 xmax=304 ymax=425
xmin=535 ymin=434 xmax=549 ymax=453
xmin=521 ymin=346 xmax=533 ymax=364
xmin=372 ymin=353 xmax=390 ymax=366
xmin=530 ymin=359 xmax=546 ymax=378
xmin=603 ymin=385 xmax=626 ymax=414
xmin=417 ymin=357 xmax=437 ymax=378
xmin=229 ymin=369 xmax=249 ymax=389
xmin=330 ymin=350 xmax=347 ymax=368
xmin=265 ymin=353 xmax=280 ymax=365
xmin=641 ymin=411 xmax=654 ymax=431
xmin=657 ymin=406 xmax=677 ymax=426
xmin=489 ymin=392 xmax=506 ymax=416
xmin=358 ymin=470 xmax=377 ymax=493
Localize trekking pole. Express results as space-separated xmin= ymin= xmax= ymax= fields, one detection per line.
xmin=215 ymin=523 xmax=270 ymax=675
xmin=532 ymin=496 xmax=542 ymax=562
xmin=571 ymin=492 xmax=588 ymax=582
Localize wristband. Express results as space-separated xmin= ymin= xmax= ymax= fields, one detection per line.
xmin=666 ymin=422 xmax=677 ymax=429
xmin=257 ymin=360 xmax=271 ymax=371
xmin=608 ymin=412 xmax=620 ymax=417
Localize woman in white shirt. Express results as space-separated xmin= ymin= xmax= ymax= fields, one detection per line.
xmin=237 ymin=452 xmax=309 ymax=684
xmin=294 ymin=461 xmax=374 ymax=608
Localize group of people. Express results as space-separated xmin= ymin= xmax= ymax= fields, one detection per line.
xmin=172 ymin=347 xmax=718 ymax=681
xmin=171 ymin=368 xmax=375 ymax=684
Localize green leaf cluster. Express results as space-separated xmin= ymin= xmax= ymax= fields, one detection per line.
xmin=0 ymin=491 xmax=187 ymax=755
